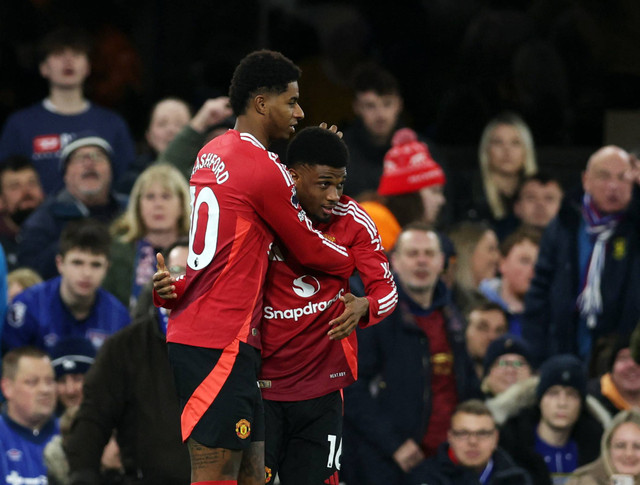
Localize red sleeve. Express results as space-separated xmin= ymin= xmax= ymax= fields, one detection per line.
xmin=152 ymin=276 xmax=186 ymax=309
xmin=253 ymin=157 xmax=355 ymax=279
xmin=343 ymin=200 xmax=398 ymax=327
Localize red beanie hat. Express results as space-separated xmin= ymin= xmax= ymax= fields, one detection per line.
xmin=377 ymin=128 xmax=446 ymax=196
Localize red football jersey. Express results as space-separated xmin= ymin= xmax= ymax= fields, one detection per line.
xmin=163 ymin=130 xmax=355 ymax=350
xmin=259 ymin=196 xmax=398 ymax=401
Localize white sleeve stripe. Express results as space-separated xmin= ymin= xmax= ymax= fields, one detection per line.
xmin=335 ymin=201 xmax=377 ymax=234
xmin=302 ymin=214 xmax=350 ymax=256
xmin=333 ymin=204 xmax=377 ymax=241
xmin=272 ymin=159 xmax=292 ymax=184
xmin=378 ymin=296 xmax=399 ymax=315
xmin=378 ymin=288 xmax=398 ymax=304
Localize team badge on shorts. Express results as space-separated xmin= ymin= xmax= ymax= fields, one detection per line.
xmin=235 ymin=419 xmax=251 ymax=439
xmin=265 ymin=466 xmax=272 ymax=483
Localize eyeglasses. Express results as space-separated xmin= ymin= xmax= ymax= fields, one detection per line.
xmin=494 ymin=358 xmax=529 ymax=369
xmin=450 ymin=429 xmax=496 ymax=440
xmin=68 ymin=151 xmax=109 ymax=164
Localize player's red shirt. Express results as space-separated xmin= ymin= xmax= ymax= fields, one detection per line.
xmin=162 ymin=130 xmax=355 ymax=350
xmin=259 ymin=196 xmax=398 ymax=401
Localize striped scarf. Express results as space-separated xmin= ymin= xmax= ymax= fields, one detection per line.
xmin=577 ymin=193 xmax=623 ymax=329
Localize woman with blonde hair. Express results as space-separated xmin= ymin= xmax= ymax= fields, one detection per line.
xmin=103 ymin=163 xmax=191 ymax=310
xmin=568 ymin=408 xmax=640 ymax=484
xmin=457 ymin=112 xmax=537 ymax=225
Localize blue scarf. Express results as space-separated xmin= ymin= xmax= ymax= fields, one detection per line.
xmin=577 ymin=193 xmax=623 ymax=328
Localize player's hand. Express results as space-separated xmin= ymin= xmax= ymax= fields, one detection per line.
xmin=190 ymin=97 xmax=233 ymax=133
xmin=318 ymin=122 xmax=343 ymax=139
xmin=327 ymin=293 xmax=368 ymax=340
xmin=153 ymin=252 xmax=177 ymax=299
xmin=392 ymin=439 xmax=425 ymax=472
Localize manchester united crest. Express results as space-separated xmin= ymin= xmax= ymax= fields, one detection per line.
xmin=265 ymin=466 xmax=272 ymax=483
xmin=235 ymin=419 xmax=251 ymax=439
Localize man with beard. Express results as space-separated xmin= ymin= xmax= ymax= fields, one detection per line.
xmin=17 ymin=132 xmax=127 ymax=279
xmin=0 ymin=156 xmax=45 ymax=270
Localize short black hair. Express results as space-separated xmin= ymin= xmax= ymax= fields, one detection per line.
xmin=228 ymin=50 xmax=301 ymax=116
xmin=285 ymin=127 xmax=349 ymax=169
xmin=351 ymin=62 xmax=399 ymax=96
xmin=0 ymin=155 xmax=38 ymax=191
xmin=58 ymin=219 xmax=111 ymax=259
xmin=516 ymin=172 xmax=563 ymax=200
xmin=38 ymin=27 xmax=92 ymax=63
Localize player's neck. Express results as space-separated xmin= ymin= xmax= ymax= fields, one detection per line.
xmin=234 ymin=117 xmax=269 ymax=148
xmin=47 ymin=87 xmax=88 ymax=114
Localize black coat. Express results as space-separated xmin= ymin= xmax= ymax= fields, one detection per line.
xmin=499 ymin=404 xmax=603 ymax=484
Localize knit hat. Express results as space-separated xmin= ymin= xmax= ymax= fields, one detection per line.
xmin=483 ymin=334 xmax=532 ymax=375
xmin=377 ymin=128 xmax=445 ymax=196
xmin=536 ymin=354 xmax=587 ymax=401
xmin=49 ymin=336 xmax=96 ymax=379
xmin=59 ymin=131 xmax=113 ymax=174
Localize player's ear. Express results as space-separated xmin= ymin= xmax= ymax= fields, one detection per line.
xmin=254 ymin=94 xmax=268 ymax=116
xmin=288 ymin=168 xmax=300 ymax=182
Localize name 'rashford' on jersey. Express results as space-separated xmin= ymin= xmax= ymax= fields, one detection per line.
xmin=260 ymin=196 xmax=398 ymax=401
xmin=162 ymin=130 xmax=355 ymax=350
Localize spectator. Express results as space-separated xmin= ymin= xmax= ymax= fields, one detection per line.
xmin=478 ymin=225 xmax=542 ymax=336
xmin=4 ymin=219 xmax=130 ymax=352
xmin=342 ymin=62 xmax=404 ymax=199
xmin=7 ymin=267 xmax=42 ymax=302
xmin=66 ymin=239 xmax=191 ymax=484
xmin=0 ymin=346 xmax=58 ymax=483
xmin=523 ymin=145 xmax=640 ymax=368
xmin=342 ymin=223 xmax=480 ymax=484
xmin=157 ymin=97 xmax=233 ymax=182
xmin=359 ymin=127 xmax=447 ymax=251
xmin=513 ymin=173 xmax=564 ymax=230
xmin=589 ymin=336 xmax=640 ymax=421
xmin=0 ymin=27 xmax=135 ymax=195
xmin=456 ymin=112 xmax=537 ymax=225
xmin=448 ymin=221 xmax=500 ymax=315
xmin=482 ymin=335 xmax=533 ymax=398
xmin=17 ymin=133 xmax=127 ymax=280
xmin=103 ymin=163 xmax=190 ymax=310
xmin=0 ymin=156 xmax=44 ymax=270
xmin=567 ymin=408 xmax=640 ymax=484
xmin=411 ymin=399 xmax=533 ymax=485
xmin=465 ymin=301 xmax=509 ymax=379
xmin=116 ymin=97 xmax=192 ymax=194
xmin=500 ymin=354 xmax=604 ymax=484
xmin=48 ymin=336 xmax=96 ymax=415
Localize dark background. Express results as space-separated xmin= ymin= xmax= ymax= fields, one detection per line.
xmin=2 ymin=0 xmax=639 ymax=185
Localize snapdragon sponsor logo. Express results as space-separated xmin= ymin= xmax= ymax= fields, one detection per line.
xmin=292 ymin=275 xmax=320 ymax=297
xmin=264 ymin=289 xmax=345 ymax=322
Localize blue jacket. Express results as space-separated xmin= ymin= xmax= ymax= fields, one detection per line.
xmin=16 ymin=189 xmax=127 ymax=280
xmin=342 ymin=280 xmax=481 ymax=485
xmin=522 ymin=192 xmax=640 ymax=367
xmin=0 ymin=101 xmax=135 ymax=195
xmin=0 ymin=413 xmax=59 ymax=484
xmin=3 ymin=276 xmax=130 ymax=352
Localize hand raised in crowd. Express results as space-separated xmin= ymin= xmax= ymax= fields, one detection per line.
xmin=189 ymin=97 xmax=233 ymax=134
xmin=153 ymin=252 xmax=177 ymax=299
xmin=319 ymin=122 xmax=343 ymax=139
xmin=392 ymin=438 xmax=426 ymax=473
xmin=327 ymin=293 xmax=369 ymax=340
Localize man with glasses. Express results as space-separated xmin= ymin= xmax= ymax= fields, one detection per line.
xmin=481 ymin=334 xmax=533 ymax=398
xmin=342 ymin=223 xmax=480 ymax=485
xmin=413 ymin=400 xmax=533 ymax=484
xmin=17 ymin=132 xmax=127 ymax=279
